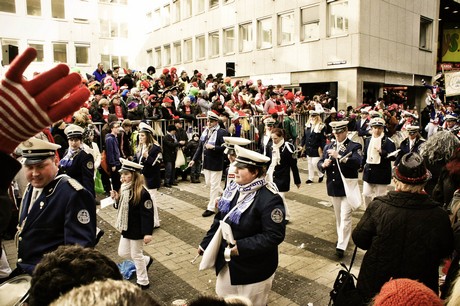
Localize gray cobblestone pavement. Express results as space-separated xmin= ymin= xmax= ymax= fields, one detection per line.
xmin=4 ymin=160 xmax=370 ymax=305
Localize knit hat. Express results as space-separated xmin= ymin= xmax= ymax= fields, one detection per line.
xmin=373 ymin=278 xmax=443 ymax=306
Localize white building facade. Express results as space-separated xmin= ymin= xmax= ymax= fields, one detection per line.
xmin=141 ymin=0 xmax=442 ymax=108
xmin=1 ymin=0 xmax=455 ymax=108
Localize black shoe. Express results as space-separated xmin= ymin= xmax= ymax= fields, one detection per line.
xmin=146 ymin=256 xmax=153 ymax=271
xmin=305 ymin=180 xmax=313 ymax=184
xmin=137 ymin=283 xmax=150 ymax=290
xmin=163 ymin=184 xmax=172 ymax=188
xmin=335 ymin=248 xmax=344 ymax=259
xmin=318 ymin=177 xmax=324 ymax=183
xmin=171 ymin=182 xmax=178 ymax=186
xmin=202 ymin=210 xmax=215 ymax=217
xmin=95 ymin=229 xmax=105 ymax=245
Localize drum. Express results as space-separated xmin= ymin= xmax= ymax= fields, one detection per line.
xmin=390 ymin=130 xmax=407 ymax=149
xmin=0 ymin=275 xmax=31 ymax=306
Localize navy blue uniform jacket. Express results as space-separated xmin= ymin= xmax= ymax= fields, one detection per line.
xmin=300 ymin=124 xmax=326 ymax=157
xmin=136 ymin=144 xmax=162 ymax=189
xmin=59 ymin=150 xmax=95 ymax=197
xmin=192 ymin=128 xmax=228 ymax=171
xmin=362 ymin=136 xmax=396 ymax=185
xmin=121 ymin=188 xmax=154 ymax=240
xmin=273 ymin=142 xmax=301 ymax=192
xmin=200 ymin=186 xmax=286 ymax=285
xmin=17 ymin=175 xmax=96 ymax=274
xmin=394 ymin=137 xmax=425 ymax=166
xmin=318 ymin=139 xmax=362 ymax=197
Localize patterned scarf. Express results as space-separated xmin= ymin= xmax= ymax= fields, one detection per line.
xmin=116 ymin=182 xmax=132 ymax=231
xmin=217 ymin=178 xmax=266 ymax=224
xmin=200 ymin=125 xmax=219 ymax=145
xmin=59 ymin=147 xmax=81 ymax=168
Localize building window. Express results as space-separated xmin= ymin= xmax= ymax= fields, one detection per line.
xmin=162 ymin=5 xmax=170 ymax=27
xmin=121 ymin=56 xmax=128 ymax=69
xmin=111 ymin=56 xmax=120 ymax=68
xmin=196 ymin=35 xmax=205 ymax=60
xmin=154 ymin=47 xmax=162 ymax=68
xmin=173 ymin=0 xmax=181 ymax=23
xmin=100 ymin=20 xmax=110 ymax=37
xmin=258 ymin=18 xmax=272 ymax=49
xmin=119 ymin=22 xmax=128 ymax=38
xmin=100 ymin=20 xmax=128 ymax=38
xmin=0 ymin=0 xmax=15 ymax=13
xmin=75 ymin=45 xmax=89 ymax=65
xmin=173 ymin=41 xmax=182 ymax=64
xmin=197 ymin=0 xmax=205 ymax=13
xmin=29 ymin=43 xmax=44 ymax=62
xmin=164 ymin=44 xmax=171 ymax=65
xmin=239 ymin=22 xmax=253 ymax=52
xmin=101 ymin=54 xmax=110 ymax=69
xmin=301 ymin=5 xmax=319 ymax=41
xmin=209 ymin=0 xmax=219 ymax=9
xmin=110 ymin=22 xmax=119 ymax=38
xmin=419 ymin=16 xmax=433 ymax=50
xmin=209 ymin=32 xmax=219 ymax=57
xmin=53 ymin=43 xmax=67 ymax=63
xmin=183 ymin=0 xmax=192 ymax=18
xmin=278 ymin=12 xmax=294 ymax=45
xmin=328 ymin=0 xmax=348 ymax=37
xmin=184 ymin=38 xmax=192 ymax=62
xmin=153 ymin=9 xmax=161 ymax=30
xmin=147 ymin=49 xmax=153 ymax=66
xmin=51 ymin=0 xmax=65 ymax=19
xmin=102 ymin=54 xmax=127 ymax=69
xmin=223 ymin=27 xmax=235 ymax=54
xmin=27 ymin=0 xmax=41 ymax=16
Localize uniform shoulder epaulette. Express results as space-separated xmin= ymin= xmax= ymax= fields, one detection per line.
xmin=68 ymin=178 xmax=84 ymax=191
xmin=266 ymin=181 xmax=279 ymax=194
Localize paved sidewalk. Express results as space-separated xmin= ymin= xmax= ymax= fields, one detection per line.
xmin=4 ymin=159 xmax=369 ymax=305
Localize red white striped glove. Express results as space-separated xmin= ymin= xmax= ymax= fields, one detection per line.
xmin=0 ymin=47 xmax=90 ymax=154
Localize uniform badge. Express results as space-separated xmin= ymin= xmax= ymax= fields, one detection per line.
xmin=22 ymin=140 xmax=33 ymax=148
xmin=271 ymin=208 xmax=284 ymax=223
xmin=77 ymin=209 xmax=91 ymax=224
xmin=144 ymin=200 xmax=153 ymax=209
xmin=87 ymin=161 xmax=94 ymax=169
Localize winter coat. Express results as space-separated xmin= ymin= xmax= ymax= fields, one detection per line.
xmin=352 ymin=191 xmax=453 ymax=302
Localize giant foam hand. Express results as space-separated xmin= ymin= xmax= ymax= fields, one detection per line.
xmin=0 ymin=47 xmax=90 ymax=154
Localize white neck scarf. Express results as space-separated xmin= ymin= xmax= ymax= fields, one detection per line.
xmin=116 ymin=182 xmax=132 ymax=231
xmin=366 ymin=134 xmax=383 ymax=164
xmin=266 ymin=139 xmax=284 ymax=182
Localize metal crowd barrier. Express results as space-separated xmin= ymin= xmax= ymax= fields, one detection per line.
xmin=93 ymin=113 xmax=311 ymax=153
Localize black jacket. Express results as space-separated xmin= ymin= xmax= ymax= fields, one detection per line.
xmin=362 ymin=136 xmax=396 ymax=185
xmin=352 ymin=191 xmax=453 ymax=302
xmin=121 ymin=188 xmax=154 ymax=240
xmin=200 ymin=186 xmax=285 ymax=285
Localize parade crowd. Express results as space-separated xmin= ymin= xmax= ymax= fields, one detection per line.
xmin=1 ymin=48 xmax=460 ymax=305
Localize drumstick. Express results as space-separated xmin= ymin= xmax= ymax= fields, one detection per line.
xmin=190 ymin=254 xmax=200 ymax=264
